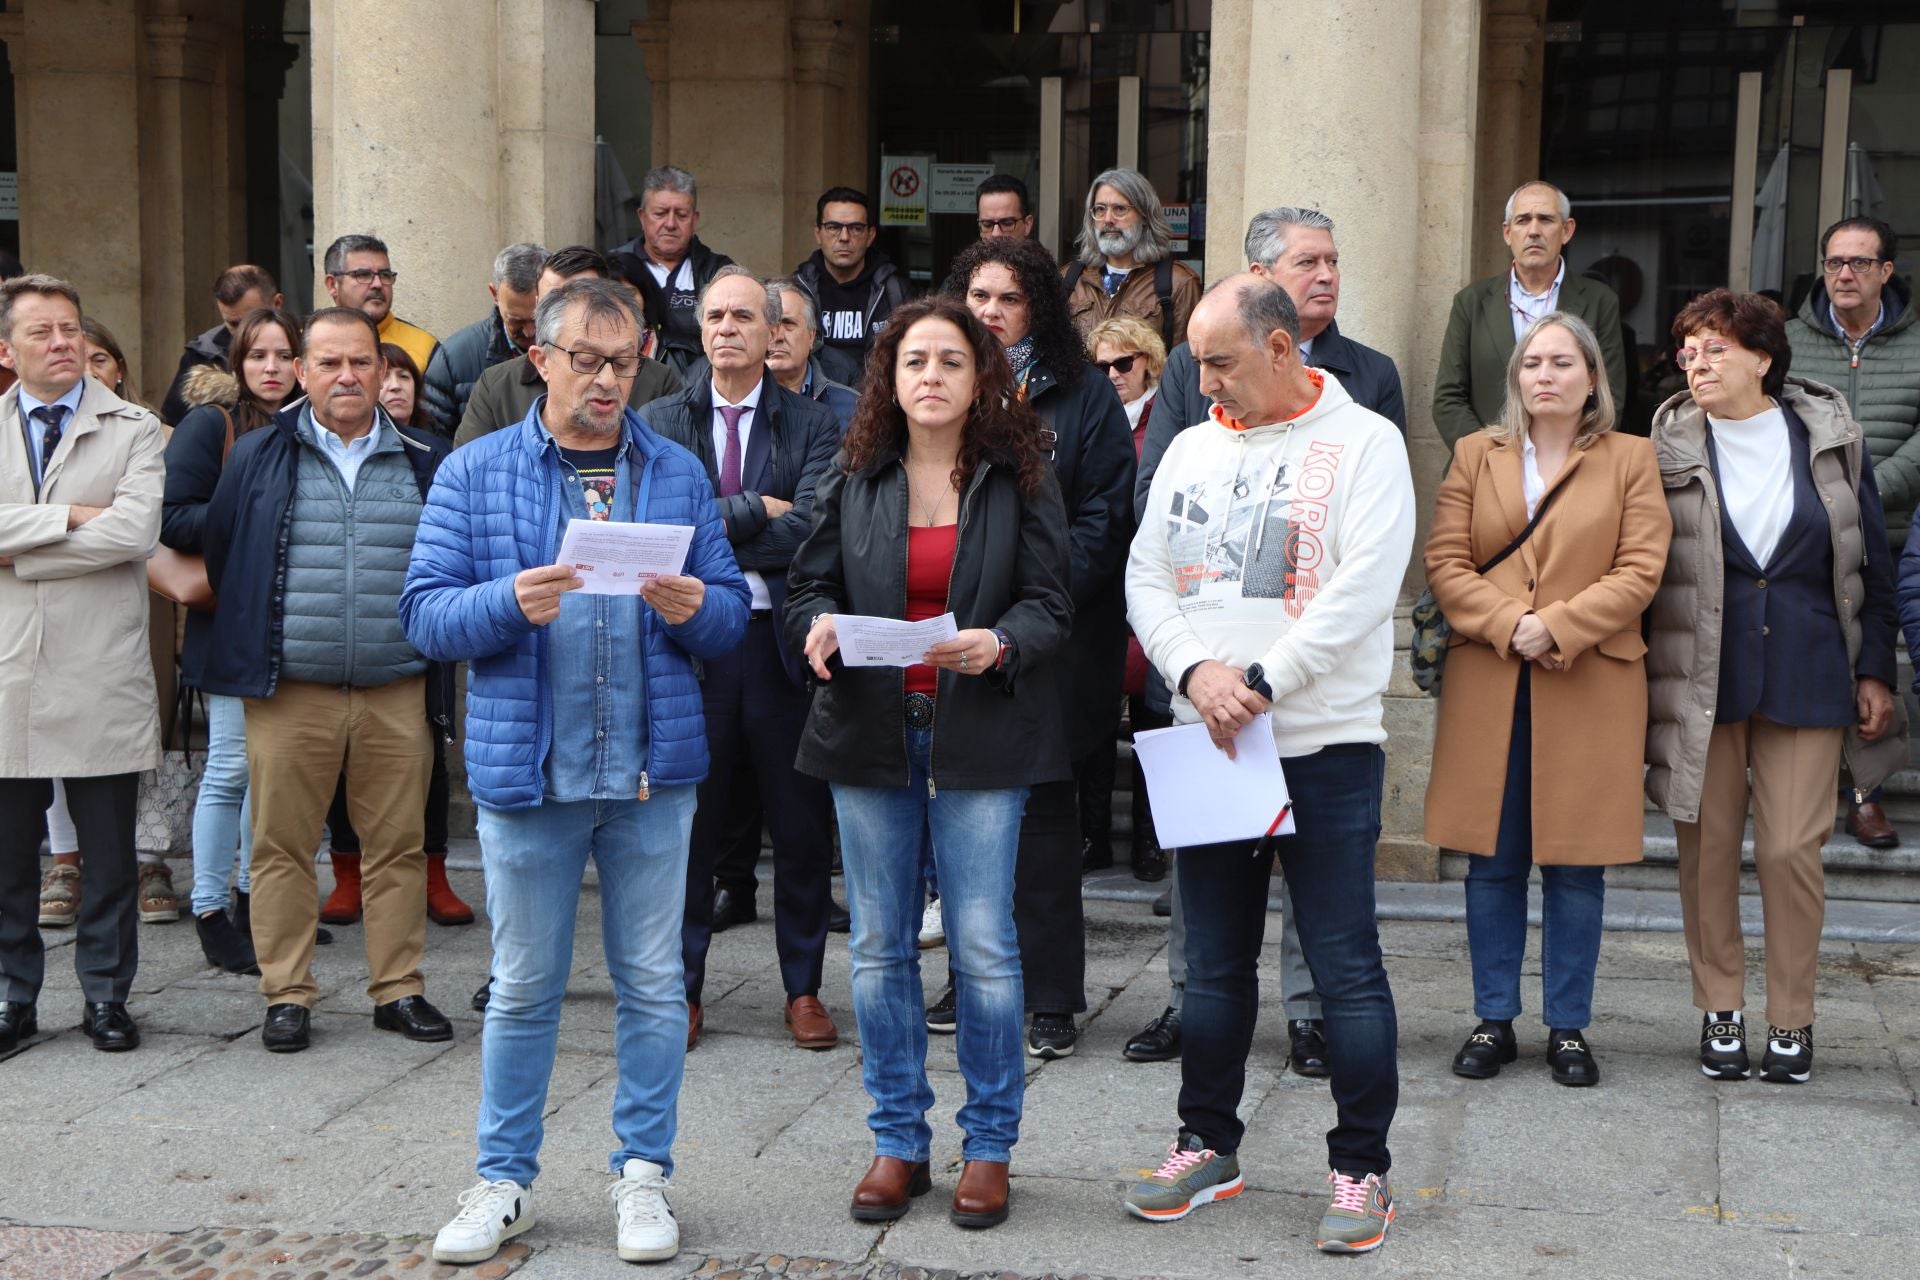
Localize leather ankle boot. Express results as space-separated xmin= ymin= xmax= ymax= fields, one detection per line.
xmin=951 ymin=1160 xmax=1010 ymax=1228
xmin=320 ymin=853 xmax=363 ymax=925
xmin=425 ymin=853 xmax=474 ymax=925
xmin=851 ymin=1156 xmax=931 ymax=1221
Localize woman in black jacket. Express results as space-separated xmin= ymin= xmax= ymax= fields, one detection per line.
xmin=159 ymin=306 xmax=302 ymax=974
xmin=788 ymin=297 xmax=1072 ymax=1230
xmin=940 ymin=234 xmax=1137 ymax=1058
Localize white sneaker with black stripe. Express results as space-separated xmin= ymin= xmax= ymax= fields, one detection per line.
xmin=432 ymin=1178 xmax=534 ymax=1263
xmin=611 ymin=1158 xmax=679 ymax=1261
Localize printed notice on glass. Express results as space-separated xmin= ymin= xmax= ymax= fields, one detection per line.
xmin=555 ymin=519 xmax=693 ymax=594
xmin=1131 ymin=714 xmax=1295 ymax=848
xmin=834 ymin=612 xmax=959 ymax=667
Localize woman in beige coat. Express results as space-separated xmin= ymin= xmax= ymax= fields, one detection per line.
xmin=1425 ymin=313 xmax=1671 ymax=1087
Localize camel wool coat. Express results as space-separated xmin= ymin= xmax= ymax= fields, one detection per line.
xmin=1423 ymin=429 xmax=1672 ymax=864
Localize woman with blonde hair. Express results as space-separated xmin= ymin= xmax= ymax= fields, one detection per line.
xmin=1424 ymin=312 xmax=1671 ymax=1087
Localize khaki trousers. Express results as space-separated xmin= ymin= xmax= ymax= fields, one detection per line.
xmin=1673 ymin=716 xmax=1842 ymax=1029
xmin=244 ymin=677 xmax=432 ymax=1007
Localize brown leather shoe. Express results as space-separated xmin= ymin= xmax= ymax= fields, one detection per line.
xmin=950 ymin=1159 xmax=1009 ymax=1228
xmin=851 ymin=1155 xmax=931 ymax=1221
xmin=686 ymin=1002 xmax=702 ymax=1051
xmin=1847 ymin=800 xmax=1900 ymax=849
xmin=785 ymin=994 xmax=839 ymax=1050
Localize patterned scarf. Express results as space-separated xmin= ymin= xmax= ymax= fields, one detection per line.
xmin=1004 ymin=335 xmax=1039 ymax=397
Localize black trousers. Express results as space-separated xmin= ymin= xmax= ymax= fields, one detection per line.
xmin=327 ymin=731 xmax=451 ymax=855
xmin=710 ymin=751 xmax=764 ymax=899
xmin=1013 ymin=774 xmax=1088 ymax=1014
xmin=0 ymin=773 xmax=140 ymax=1004
xmin=682 ymin=613 xmax=833 ymax=1004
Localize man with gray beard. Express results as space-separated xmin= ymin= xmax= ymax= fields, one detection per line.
xmin=1063 ymin=167 xmax=1202 ymax=349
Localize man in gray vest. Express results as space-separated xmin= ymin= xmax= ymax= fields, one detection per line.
xmin=200 ymin=307 xmax=453 ymax=1053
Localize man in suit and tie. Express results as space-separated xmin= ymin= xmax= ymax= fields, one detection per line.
xmin=1432 ymin=181 xmax=1627 ymax=446
xmin=637 ymin=267 xmax=843 ymax=1051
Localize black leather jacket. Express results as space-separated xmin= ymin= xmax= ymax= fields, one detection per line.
xmin=786 ymin=451 xmax=1074 ymax=790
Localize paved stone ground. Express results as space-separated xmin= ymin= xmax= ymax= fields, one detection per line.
xmin=3 ymin=860 xmax=1918 ymax=1279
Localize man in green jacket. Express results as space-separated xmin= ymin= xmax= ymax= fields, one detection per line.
xmin=1786 ymin=215 xmax=1918 ymax=851
xmin=1432 ymin=181 xmax=1627 ymax=446
xmin=454 ymin=245 xmax=681 ymax=447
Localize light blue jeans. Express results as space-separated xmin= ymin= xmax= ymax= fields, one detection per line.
xmin=189 ymin=693 xmax=253 ymax=917
xmin=474 ymin=787 xmax=695 ymax=1186
xmin=832 ymin=725 xmax=1027 ymax=1163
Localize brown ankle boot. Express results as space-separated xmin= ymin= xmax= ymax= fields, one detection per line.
xmin=951 ymin=1159 xmax=1009 ymax=1228
xmin=425 ymin=853 xmax=475 ymax=925
xmin=319 ymin=853 xmax=363 ymax=925
xmin=851 ymin=1156 xmax=931 ymax=1221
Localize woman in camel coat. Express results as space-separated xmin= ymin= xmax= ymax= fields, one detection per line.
xmin=1424 ymin=313 xmax=1671 ymax=1088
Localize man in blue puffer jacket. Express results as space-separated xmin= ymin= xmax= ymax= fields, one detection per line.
xmin=401 ymin=278 xmax=748 ymax=1268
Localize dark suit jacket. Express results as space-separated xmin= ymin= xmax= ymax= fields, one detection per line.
xmin=639 ymin=369 xmax=841 ymax=684
xmin=1432 ymin=268 xmax=1627 ymax=447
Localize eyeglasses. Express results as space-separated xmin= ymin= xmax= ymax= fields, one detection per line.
xmin=1822 ymin=256 xmax=1886 ymax=276
xmin=1674 ymin=342 xmax=1734 ymax=370
xmin=337 ymin=268 xmax=398 ymax=284
xmin=978 ymin=217 xmax=1026 ymax=233
xmin=1095 ymin=354 xmax=1142 ymax=375
xmin=818 ymin=221 xmax=870 ymax=238
xmin=546 ymin=343 xmax=641 ymax=378
xmin=1091 ymin=202 xmax=1136 ymax=220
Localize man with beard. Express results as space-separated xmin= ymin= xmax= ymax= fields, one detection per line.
xmin=322 ymin=234 xmax=438 ymax=374
xmin=403 ymin=276 xmax=749 ymax=1265
xmin=1063 ymin=167 xmax=1202 ymax=350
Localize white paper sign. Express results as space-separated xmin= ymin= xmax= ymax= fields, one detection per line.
xmin=834 ymin=612 xmax=959 ymax=667
xmin=1131 ymin=714 xmax=1295 ymax=848
xmin=930 ymin=163 xmax=997 ymax=214
xmin=555 ymin=519 xmax=693 ymax=594
xmin=879 ymin=155 xmax=929 ymax=226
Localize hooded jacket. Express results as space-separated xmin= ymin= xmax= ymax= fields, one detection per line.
xmin=159 ymin=323 xmax=231 ymax=426
xmin=794 ymin=249 xmax=911 ymax=387
xmin=1127 ymin=370 xmax=1416 ymax=758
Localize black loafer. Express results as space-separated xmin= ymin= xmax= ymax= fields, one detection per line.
xmin=262 ymin=1003 xmax=311 ymax=1052
xmin=0 ymin=1001 xmax=39 ymax=1052
xmin=1452 ymin=1019 xmax=1517 ymax=1079
xmin=471 ymin=979 xmax=492 ymax=1012
xmin=1123 ymin=1006 xmax=1181 ymax=1062
xmin=1547 ymin=1028 xmax=1599 ymax=1087
xmin=374 ymin=994 xmax=453 ymax=1042
xmin=81 ymin=1001 xmax=140 ymax=1052
xmin=711 ymin=885 xmax=757 ymax=933
xmin=1288 ymin=1018 xmax=1330 ymax=1077
xmin=828 ymin=901 xmax=851 ymax=934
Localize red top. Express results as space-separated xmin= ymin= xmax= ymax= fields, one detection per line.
xmin=904 ymin=523 xmax=958 ymax=695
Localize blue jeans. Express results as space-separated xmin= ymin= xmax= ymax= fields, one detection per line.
xmin=1465 ymin=667 xmax=1605 ymax=1029
xmin=832 ymin=725 xmax=1026 ymax=1163
xmin=474 ymin=788 xmax=696 ymax=1186
xmin=1177 ymin=744 xmax=1398 ymax=1175
xmin=189 ymin=693 xmax=253 ymax=917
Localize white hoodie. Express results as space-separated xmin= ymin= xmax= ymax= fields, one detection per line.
xmin=1126 ymin=369 xmax=1415 ymax=758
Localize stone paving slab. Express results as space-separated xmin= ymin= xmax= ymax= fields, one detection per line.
xmin=0 ymin=1225 xmax=171 ymax=1280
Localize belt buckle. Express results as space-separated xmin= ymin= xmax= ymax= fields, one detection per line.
xmin=904 ymin=692 xmax=935 ymax=730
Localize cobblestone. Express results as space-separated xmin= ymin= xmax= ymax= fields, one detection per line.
xmin=683 ymin=1256 xmax=1134 ymax=1280
xmin=0 ymin=1225 xmax=173 ymax=1280
xmin=105 ymin=1229 xmax=532 ymax=1280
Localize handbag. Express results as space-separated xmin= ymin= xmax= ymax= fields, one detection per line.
xmin=134 ymin=683 xmax=207 ymax=856
xmin=146 ymin=405 xmax=234 ymax=613
xmin=1410 ymin=484 xmax=1560 ymax=696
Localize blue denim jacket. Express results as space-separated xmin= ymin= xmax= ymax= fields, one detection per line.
xmin=543 ymin=438 xmax=649 ymax=801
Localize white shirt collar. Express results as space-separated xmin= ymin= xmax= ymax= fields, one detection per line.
xmin=711 ymin=375 xmax=764 ymax=413
xmin=1510 ymin=258 xmax=1567 ymax=303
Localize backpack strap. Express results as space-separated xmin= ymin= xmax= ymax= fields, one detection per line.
xmin=1154 ymin=259 xmax=1177 ymax=349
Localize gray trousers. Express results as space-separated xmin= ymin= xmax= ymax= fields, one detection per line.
xmin=1167 ymin=850 xmax=1321 ymax=1020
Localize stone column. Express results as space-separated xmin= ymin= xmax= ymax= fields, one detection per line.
xmin=1473 ymin=0 xmax=1548 ymax=279
xmin=312 ymin=0 xmax=594 ymax=342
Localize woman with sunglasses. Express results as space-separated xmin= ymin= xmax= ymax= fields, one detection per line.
xmin=940 ymin=235 xmax=1136 ymax=1060
xmin=1648 ymin=289 xmax=1904 ymax=1085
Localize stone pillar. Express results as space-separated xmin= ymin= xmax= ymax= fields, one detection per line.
xmin=1204 ymin=0 xmax=1483 ymax=880
xmin=1473 ymin=0 xmax=1548 ymax=279
xmin=0 ymin=0 xmax=242 ymax=402
xmin=312 ymin=0 xmax=594 ymax=342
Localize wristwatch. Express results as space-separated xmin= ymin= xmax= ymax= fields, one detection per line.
xmin=1243 ymin=662 xmax=1273 ymax=701
xmin=991 ymin=627 xmax=1015 ymax=670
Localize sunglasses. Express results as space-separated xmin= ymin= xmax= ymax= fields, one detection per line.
xmin=1095 ymin=354 xmax=1142 ymax=375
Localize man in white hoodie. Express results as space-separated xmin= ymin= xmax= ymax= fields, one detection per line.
xmin=1121 ymin=275 xmax=1414 ymax=1255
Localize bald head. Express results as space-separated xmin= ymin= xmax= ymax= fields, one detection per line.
xmin=1188 ymin=273 xmax=1314 ymax=425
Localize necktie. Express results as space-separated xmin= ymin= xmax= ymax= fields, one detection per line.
xmin=32 ymin=404 xmax=69 ymax=487
xmin=718 ymin=404 xmax=745 ymax=498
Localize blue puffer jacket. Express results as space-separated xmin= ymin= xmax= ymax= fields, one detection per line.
xmin=400 ymin=401 xmax=751 ymax=810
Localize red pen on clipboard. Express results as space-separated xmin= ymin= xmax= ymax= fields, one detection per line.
xmin=1254 ymin=803 xmax=1292 ymax=857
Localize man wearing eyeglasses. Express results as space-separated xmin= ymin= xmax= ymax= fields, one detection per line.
xmin=1432 ymin=181 xmax=1626 ymax=447
xmin=1063 ymin=167 xmax=1203 ymax=350
xmin=976 ymin=175 xmax=1035 ymax=240
xmin=1786 ymin=215 xmax=1918 ymax=850
xmin=793 ymin=187 xmax=910 ymax=390
xmin=323 ymin=233 xmax=439 ymax=374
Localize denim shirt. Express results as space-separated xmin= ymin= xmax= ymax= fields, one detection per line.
xmin=542 ymin=435 xmax=650 ymax=801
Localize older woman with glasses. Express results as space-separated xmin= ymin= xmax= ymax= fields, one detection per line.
xmin=1648 ymin=288 xmax=1904 ymax=1086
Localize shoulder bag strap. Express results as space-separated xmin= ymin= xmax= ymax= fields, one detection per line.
xmin=1154 ymin=259 xmax=1176 ymax=349
xmin=1476 ymin=481 xmax=1560 ymax=576
xmin=217 ymin=405 xmax=236 ymax=464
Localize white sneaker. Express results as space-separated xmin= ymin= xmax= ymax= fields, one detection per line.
xmin=610 ymin=1158 xmax=679 ymax=1261
xmin=432 ymin=1178 xmax=534 ymax=1263
xmin=918 ymin=898 xmax=945 ymax=949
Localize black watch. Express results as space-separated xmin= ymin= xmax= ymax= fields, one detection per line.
xmin=1243 ymin=662 xmax=1273 ymax=701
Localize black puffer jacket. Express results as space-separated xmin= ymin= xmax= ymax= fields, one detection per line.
xmin=794 ymin=250 xmax=912 ymax=388
xmin=422 ymin=312 xmax=519 ymax=435
xmin=786 ymin=450 xmax=1074 ymax=790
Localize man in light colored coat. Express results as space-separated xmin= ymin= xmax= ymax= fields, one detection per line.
xmin=0 ymin=274 xmax=165 ymax=1054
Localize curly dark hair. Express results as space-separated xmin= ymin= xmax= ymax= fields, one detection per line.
xmin=1669 ymin=288 xmax=1791 ymax=399
xmin=840 ymin=297 xmax=1053 ymax=499
xmin=940 ymin=236 xmax=1088 ymax=389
